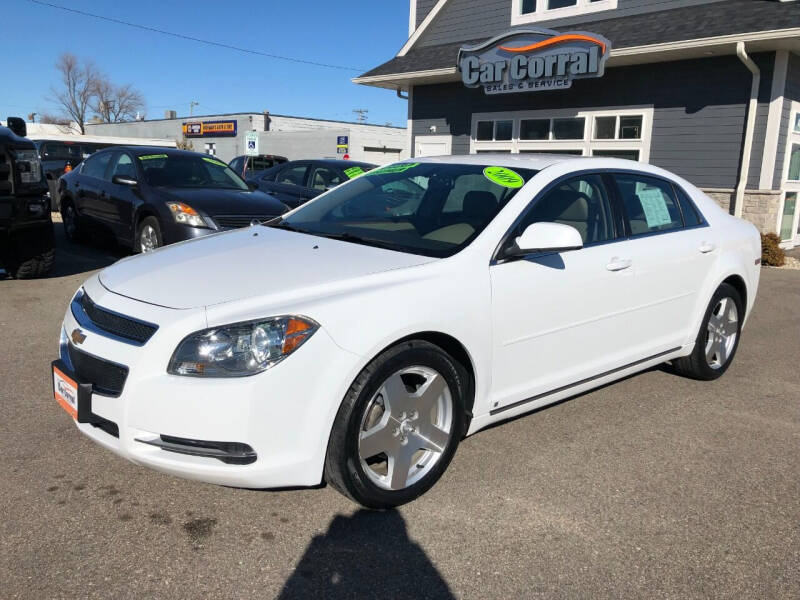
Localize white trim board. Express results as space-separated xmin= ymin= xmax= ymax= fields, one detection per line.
xmin=760 ymin=50 xmax=789 ymax=190
xmin=398 ymin=0 xmax=450 ymax=57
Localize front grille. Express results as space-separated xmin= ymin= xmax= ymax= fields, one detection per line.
xmin=213 ymin=215 xmax=277 ymax=229
xmin=79 ymin=292 xmax=158 ymax=344
xmin=67 ymin=344 xmax=129 ymax=397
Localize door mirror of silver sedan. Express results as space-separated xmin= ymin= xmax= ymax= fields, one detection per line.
xmin=508 ymin=222 xmax=584 ymax=256
xmin=112 ymin=174 xmax=138 ymax=187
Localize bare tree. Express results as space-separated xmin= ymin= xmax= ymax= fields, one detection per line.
xmin=50 ymin=53 xmax=99 ymax=134
xmin=92 ymin=79 xmax=145 ymax=123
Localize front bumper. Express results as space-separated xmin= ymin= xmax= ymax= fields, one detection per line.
xmin=57 ymin=276 xmax=362 ymax=489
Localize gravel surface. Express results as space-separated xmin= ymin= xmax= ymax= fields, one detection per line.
xmin=1 ymin=229 xmax=798 ymax=599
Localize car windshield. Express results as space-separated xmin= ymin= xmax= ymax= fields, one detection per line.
xmin=274 ymin=162 xmax=538 ymax=257
xmin=139 ymin=153 xmax=249 ymax=190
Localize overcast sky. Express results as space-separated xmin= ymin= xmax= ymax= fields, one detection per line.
xmin=2 ymin=0 xmax=410 ymax=126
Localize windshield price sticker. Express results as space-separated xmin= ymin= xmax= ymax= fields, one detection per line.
xmin=367 ymin=163 xmax=420 ymax=176
xmin=344 ymin=167 xmax=365 ymax=179
xmin=202 ymin=157 xmax=227 ymax=168
xmin=139 ymin=154 xmax=168 ymax=161
xmin=484 ymin=166 xmax=524 ymax=188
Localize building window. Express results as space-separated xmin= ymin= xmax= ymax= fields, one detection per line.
xmin=204 ymin=142 xmax=216 ymax=156
xmin=470 ymin=107 xmax=652 ymax=161
xmin=789 ymin=144 xmax=800 ymax=181
xmin=552 ymin=118 xmax=585 ymax=140
xmin=513 ymin=0 xmax=617 ymax=25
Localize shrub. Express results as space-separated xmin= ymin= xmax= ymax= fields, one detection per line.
xmin=761 ymin=232 xmax=785 ymax=267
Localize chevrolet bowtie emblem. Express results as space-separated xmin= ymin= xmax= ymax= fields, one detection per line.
xmin=71 ymin=328 xmax=87 ymax=345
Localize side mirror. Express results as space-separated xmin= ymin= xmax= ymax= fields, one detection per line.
xmin=248 ymin=182 xmax=258 ymax=191
xmin=6 ymin=117 xmax=27 ymax=138
xmin=507 ymin=222 xmax=583 ymax=256
xmin=112 ymin=174 xmax=138 ymax=186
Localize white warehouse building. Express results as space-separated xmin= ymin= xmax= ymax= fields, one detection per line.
xmin=86 ymin=112 xmax=409 ymax=165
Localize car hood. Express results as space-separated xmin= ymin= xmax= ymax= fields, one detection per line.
xmin=155 ymin=186 xmax=288 ymax=216
xmin=98 ymin=227 xmax=437 ymax=309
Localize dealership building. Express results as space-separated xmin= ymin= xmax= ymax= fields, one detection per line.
xmin=86 ymin=112 xmax=409 ymax=165
xmin=356 ymin=0 xmax=800 ymax=247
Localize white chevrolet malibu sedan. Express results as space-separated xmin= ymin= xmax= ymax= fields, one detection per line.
xmin=53 ymin=155 xmax=761 ymax=508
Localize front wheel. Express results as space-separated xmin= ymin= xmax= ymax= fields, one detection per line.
xmin=136 ymin=216 xmax=163 ymax=253
xmin=673 ymin=282 xmax=743 ymax=380
xmin=324 ymin=340 xmax=468 ymax=509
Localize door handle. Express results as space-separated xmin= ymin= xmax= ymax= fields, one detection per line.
xmin=606 ymin=257 xmax=632 ymax=271
xmin=699 ymin=242 xmax=716 ymax=254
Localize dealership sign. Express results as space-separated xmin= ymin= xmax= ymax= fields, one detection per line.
xmin=182 ymin=120 xmax=238 ymax=137
xmin=458 ymin=28 xmax=611 ymax=95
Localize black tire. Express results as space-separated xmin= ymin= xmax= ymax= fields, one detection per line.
xmin=324 ymin=340 xmax=469 ymax=509
xmin=136 ymin=216 xmax=163 ymax=253
xmin=4 ymin=223 xmax=55 ymax=279
xmin=61 ymin=200 xmax=85 ymax=243
xmin=673 ymin=282 xmax=743 ymax=381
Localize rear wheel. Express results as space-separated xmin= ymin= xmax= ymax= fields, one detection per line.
xmin=673 ymin=283 xmax=743 ymax=380
xmin=325 ymin=340 xmax=468 ymax=509
xmin=61 ymin=200 xmax=85 ymax=243
xmin=136 ymin=216 xmax=162 ymax=253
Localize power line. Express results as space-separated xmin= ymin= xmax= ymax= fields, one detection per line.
xmin=25 ymin=0 xmax=366 ymax=72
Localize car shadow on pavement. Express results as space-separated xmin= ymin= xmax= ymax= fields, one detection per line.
xmin=47 ymin=226 xmax=129 ymax=279
xmin=277 ymin=509 xmax=455 ymax=600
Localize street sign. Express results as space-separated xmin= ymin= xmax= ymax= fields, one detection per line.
xmin=337 ymin=136 xmax=348 ymax=146
xmin=245 ymin=131 xmax=259 ymax=156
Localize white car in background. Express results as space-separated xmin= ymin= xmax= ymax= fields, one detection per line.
xmin=53 ymin=155 xmax=761 ymax=508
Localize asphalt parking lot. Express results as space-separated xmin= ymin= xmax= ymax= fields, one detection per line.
xmin=1 ymin=228 xmax=798 ymax=599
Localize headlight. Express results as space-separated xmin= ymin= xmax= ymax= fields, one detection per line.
xmin=14 ymin=149 xmax=42 ymax=184
xmin=166 ymin=202 xmax=207 ymax=228
xmin=168 ymin=316 xmax=318 ymax=377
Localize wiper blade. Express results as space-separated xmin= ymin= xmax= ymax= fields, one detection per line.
xmin=314 ymin=231 xmax=399 ymax=251
xmin=267 ymin=220 xmax=307 ymax=233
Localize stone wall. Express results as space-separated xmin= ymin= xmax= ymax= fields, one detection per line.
xmin=700 ymin=188 xmax=781 ymax=234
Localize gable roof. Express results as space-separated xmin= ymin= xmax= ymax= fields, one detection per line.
xmin=356 ymin=0 xmax=800 ymax=87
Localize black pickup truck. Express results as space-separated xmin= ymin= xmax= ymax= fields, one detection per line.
xmin=0 ymin=117 xmax=55 ymax=278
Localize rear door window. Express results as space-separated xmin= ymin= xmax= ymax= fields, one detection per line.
xmin=309 ymin=166 xmax=344 ymax=191
xmin=613 ymin=173 xmax=683 ymax=235
xmin=277 ymin=164 xmax=309 ymax=186
xmin=82 ymin=152 xmax=112 ymax=180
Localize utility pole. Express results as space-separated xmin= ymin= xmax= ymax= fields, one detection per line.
xmin=190 ymin=101 xmax=199 ymax=117
xmin=353 ymin=108 xmax=369 ymax=123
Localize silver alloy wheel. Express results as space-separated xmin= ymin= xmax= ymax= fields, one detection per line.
xmin=358 ymin=366 xmax=454 ymax=491
xmin=139 ymin=224 xmax=159 ymax=253
xmin=705 ymin=296 xmax=739 ymax=369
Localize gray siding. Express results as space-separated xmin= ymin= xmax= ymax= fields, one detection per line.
xmin=411 ymin=53 xmax=774 ymax=190
xmin=774 ymin=52 xmax=800 ymax=188
xmin=417 ymin=0 xmax=725 ymax=48
xmin=416 ymin=0 xmax=439 ymax=28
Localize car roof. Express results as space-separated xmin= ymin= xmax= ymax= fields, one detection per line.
xmin=106 ymin=146 xmax=205 ymax=158
xmin=408 ymin=153 xmax=693 ymax=178
xmin=282 ymin=158 xmax=376 ymax=169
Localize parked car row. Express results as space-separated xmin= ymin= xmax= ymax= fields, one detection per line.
xmin=58 ymin=146 xmax=375 ymax=253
